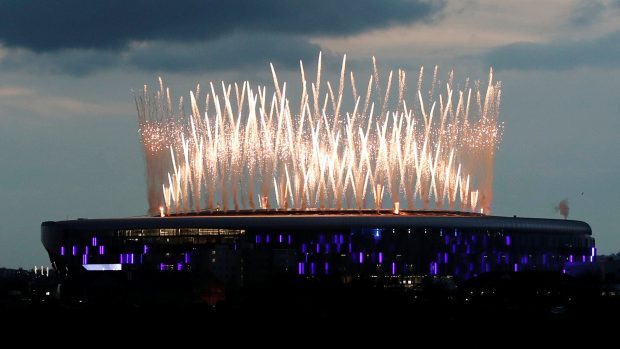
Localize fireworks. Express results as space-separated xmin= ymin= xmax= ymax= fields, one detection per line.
xmin=135 ymin=54 xmax=502 ymax=215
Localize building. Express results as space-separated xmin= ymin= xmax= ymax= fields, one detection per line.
xmin=41 ymin=210 xmax=595 ymax=305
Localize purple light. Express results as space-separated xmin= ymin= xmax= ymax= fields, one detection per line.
xmin=569 ymin=255 xmax=574 ymax=263
xmin=325 ymin=262 xmax=329 ymax=274
xmin=92 ymin=237 xmax=97 ymax=246
xmin=582 ymin=255 xmax=586 ymax=263
xmin=266 ymin=234 xmax=270 ymax=243
xmin=160 ymin=263 xmax=164 ymax=271
xmin=120 ymin=254 xmax=125 ymax=264
xmin=60 ymin=246 xmax=65 ymax=256
xmin=72 ymin=246 xmax=77 ymax=256
xmin=301 ymin=243 xmax=307 ymax=253
xmin=348 ymin=243 xmax=352 ymax=253
xmin=445 ymin=236 xmax=449 ymax=245
xmin=325 ymin=244 xmax=330 ymax=253
xmin=562 ymin=268 xmax=566 ymax=274
xmin=129 ymin=253 xmax=134 ymax=265
xmin=444 ymin=252 xmax=448 ymax=264
xmin=336 ymin=244 xmax=341 ymax=253
xmin=340 ymin=234 xmax=344 ymax=244
xmin=466 ymin=245 xmax=471 ymax=254
xmin=391 ymin=262 xmax=396 ymax=275
xmin=255 ymin=235 xmax=261 ymax=244
xmin=514 ymin=263 xmax=518 ymax=272
xmin=143 ymin=244 xmax=149 ymax=254
xmin=184 ymin=253 xmax=190 ymax=263
xmin=279 ymin=234 xmax=283 ymax=243
xmin=505 ymin=236 xmax=511 ymax=246
xmin=177 ymin=263 xmax=182 ymax=271
xmin=99 ymin=245 xmax=105 ymax=255
xmin=430 ymin=262 xmax=438 ymax=275
xmin=85 ymin=246 xmax=89 ymax=255
xmin=451 ymin=244 xmax=456 ymax=253
xmin=359 ymin=252 xmax=364 ymax=264
xmin=82 ymin=254 xmax=87 ymax=264
xmin=287 ymin=234 xmax=292 ymax=245
xmin=298 ymin=262 xmax=305 ymax=275
xmin=379 ymin=252 xmax=383 ymax=264
xmin=316 ymin=244 xmax=320 ymax=253
xmin=310 ymin=262 xmax=316 ymax=275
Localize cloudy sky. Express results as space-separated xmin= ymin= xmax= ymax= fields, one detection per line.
xmin=1 ymin=0 xmax=619 ymax=267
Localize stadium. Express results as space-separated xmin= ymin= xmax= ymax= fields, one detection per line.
xmin=41 ymin=210 xmax=595 ymax=305
xmin=39 ymin=57 xmax=597 ymax=308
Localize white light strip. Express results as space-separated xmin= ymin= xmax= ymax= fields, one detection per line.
xmin=83 ymin=264 xmax=122 ymax=271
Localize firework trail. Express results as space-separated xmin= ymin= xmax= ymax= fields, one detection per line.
xmin=135 ymin=54 xmax=502 ymax=215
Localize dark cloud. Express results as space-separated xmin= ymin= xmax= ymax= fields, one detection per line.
xmin=0 ymin=0 xmax=444 ymax=52
xmin=0 ymin=34 xmax=332 ymax=76
xmin=569 ymin=0 xmax=620 ymax=27
xmin=127 ymin=34 xmax=324 ymax=73
xmin=570 ymin=1 xmax=606 ymax=27
xmin=0 ymin=48 xmax=120 ymax=76
xmin=484 ymin=31 xmax=620 ymax=71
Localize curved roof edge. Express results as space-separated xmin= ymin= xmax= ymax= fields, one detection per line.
xmin=42 ymin=214 xmax=592 ymax=236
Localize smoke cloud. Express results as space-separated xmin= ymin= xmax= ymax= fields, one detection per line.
xmin=555 ymin=198 xmax=570 ymax=219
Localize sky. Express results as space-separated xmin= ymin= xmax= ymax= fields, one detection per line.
xmin=0 ymin=0 xmax=619 ymax=267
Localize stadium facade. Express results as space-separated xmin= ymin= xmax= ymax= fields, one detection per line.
xmin=41 ymin=210 xmax=595 ymax=304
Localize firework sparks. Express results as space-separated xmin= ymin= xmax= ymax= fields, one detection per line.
xmin=135 ymin=54 xmax=502 ymax=215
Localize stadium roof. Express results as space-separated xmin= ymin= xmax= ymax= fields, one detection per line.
xmin=42 ymin=210 xmax=591 ymax=235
